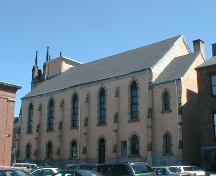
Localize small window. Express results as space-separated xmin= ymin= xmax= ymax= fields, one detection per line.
xmin=71 ymin=94 xmax=78 ymax=128
xmin=98 ymin=88 xmax=106 ymax=124
xmin=211 ymin=75 xmax=216 ymax=96
xmin=162 ymin=91 xmax=170 ymax=112
xmin=130 ymin=135 xmax=139 ymax=155
xmin=130 ymin=81 xmax=138 ymax=120
xmin=213 ymin=113 xmax=216 ymax=138
xmin=121 ymin=141 xmax=127 ymax=157
xmin=70 ymin=140 xmax=78 ymax=158
xmin=47 ymin=98 xmax=55 ymax=131
xmin=27 ymin=104 xmax=33 ymax=133
xmin=163 ymin=132 xmax=172 ymax=155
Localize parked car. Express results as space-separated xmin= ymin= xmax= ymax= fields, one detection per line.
xmin=0 ymin=170 xmax=29 ymax=176
xmin=31 ymin=168 xmax=59 ymax=176
xmin=12 ymin=163 xmax=38 ymax=172
xmin=53 ymin=170 xmax=103 ymax=176
xmin=65 ymin=164 xmax=97 ymax=171
xmin=153 ymin=166 xmax=191 ymax=176
xmin=169 ymin=166 xmax=207 ymax=176
xmin=96 ymin=161 xmax=155 ymax=176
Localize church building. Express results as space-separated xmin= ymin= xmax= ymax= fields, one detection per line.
xmin=19 ymin=35 xmax=204 ymax=165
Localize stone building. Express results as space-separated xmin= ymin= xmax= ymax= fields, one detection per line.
xmin=0 ymin=82 xmax=20 ymax=166
xmin=19 ymin=35 xmax=204 ymax=165
xmin=196 ymin=43 xmax=216 ymax=170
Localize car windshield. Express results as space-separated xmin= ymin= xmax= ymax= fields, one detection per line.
xmin=168 ymin=167 xmax=181 ymax=173
xmin=190 ymin=166 xmax=204 ymax=171
xmin=131 ymin=163 xmax=154 ymax=174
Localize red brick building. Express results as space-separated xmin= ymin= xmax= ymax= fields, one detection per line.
xmin=196 ymin=44 xmax=216 ymax=170
xmin=0 ymin=82 xmax=20 ymax=166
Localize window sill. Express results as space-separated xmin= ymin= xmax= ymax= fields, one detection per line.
xmin=26 ymin=131 xmax=33 ymax=134
xmin=128 ymin=118 xmax=140 ymax=123
xmin=97 ymin=122 xmax=107 ymax=126
xmin=163 ymin=153 xmax=173 ymax=156
xmin=70 ymin=126 xmax=78 ymax=129
xmin=162 ymin=110 xmax=172 ymax=113
xmin=128 ymin=154 xmax=140 ymax=158
xmin=46 ymin=129 xmax=54 ymax=132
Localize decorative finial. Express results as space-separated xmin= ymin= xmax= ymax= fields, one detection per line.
xmin=46 ymin=46 xmax=49 ymax=61
xmin=60 ymin=51 xmax=62 ymax=58
xmin=35 ymin=51 xmax=38 ymax=66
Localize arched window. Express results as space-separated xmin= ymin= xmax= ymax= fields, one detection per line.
xmin=26 ymin=143 xmax=31 ymax=159
xmin=46 ymin=141 xmax=53 ymax=160
xmin=98 ymin=88 xmax=106 ymax=124
xmin=47 ymin=98 xmax=54 ymax=131
xmin=130 ymin=81 xmax=138 ymax=120
xmin=71 ymin=94 xmax=78 ymax=128
xmin=70 ymin=140 xmax=78 ymax=158
xmin=27 ymin=104 xmax=33 ymax=133
xmin=163 ymin=132 xmax=172 ymax=155
xmin=162 ymin=91 xmax=170 ymax=112
xmin=130 ymin=135 xmax=139 ymax=155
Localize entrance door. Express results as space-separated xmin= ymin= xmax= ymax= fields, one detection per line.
xmin=98 ymin=138 xmax=105 ymax=164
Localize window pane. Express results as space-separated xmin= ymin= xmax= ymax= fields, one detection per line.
xmin=211 ymin=75 xmax=216 ymax=85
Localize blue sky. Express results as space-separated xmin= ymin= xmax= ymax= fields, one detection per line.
xmin=0 ymin=0 xmax=215 ymax=116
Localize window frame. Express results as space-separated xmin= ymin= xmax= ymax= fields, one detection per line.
xmin=210 ymin=74 xmax=216 ymax=96
xmin=71 ymin=94 xmax=79 ymax=128
xmin=163 ymin=132 xmax=172 ymax=155
xmin=130 ymin=81 xmax=139 ymax=121
xmin=98 ymin=88 xmax=106 ymax=125
xmin=130 ymin=135 xmax=140 ymax=156
xmin=213 ymin=113 xmax=216 ymax=138
xmin=27 ymin=104 xmax=33 ymax=134
xmin=162 ymin=91 xmax=171 ymax=113
xmin=47 ymin=98 xmax=55 ymax=132
xmin=26 ymin=143 xmax=31 ymax=159
xmin=70 ymin=140 xmax=78 ymax=158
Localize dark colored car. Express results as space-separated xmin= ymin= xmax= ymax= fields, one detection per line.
xmin=65 ymin=164 xmax=97 ymax=171
xmin=0 ymin=170 xmax=29 ymax=176
xmin=53 ymin=170 xmax=103 ymax=176
xmin=96 ymin=162 xmax=155 ymax=176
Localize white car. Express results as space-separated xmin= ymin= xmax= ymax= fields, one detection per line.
xmin=170 ymin=166 xmax=207 ymax=176
xmin=153 ymin=166 xmax=191 ymax=176
xmin=31 ymin=168 xmax=60 ymax=176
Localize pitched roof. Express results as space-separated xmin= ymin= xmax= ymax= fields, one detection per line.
xmin=153 ymin=53 xmax=198 ymax=84
xmin=197 ymin=56 xmax=216 ymax=68
xmin=23 ymin=35 xmax=181 ymax=99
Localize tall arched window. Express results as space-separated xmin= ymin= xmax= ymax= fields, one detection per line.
xmin=26 ymin=143 xmax=31 ymax=159
xmin=71 ymin=94 xmax=78 ymax=128
xmin=27 ymin=104 xmax=33 ymax=133
xmin=98 ymin=88 xmax=106 ymax=124
xmin=70 ymin=140 xmax=78 ymax=158
xmin=46 ymin=141 xmax=53 ymax=160
xmin=47 ymin=98 xmax=54 ymax=131
xmin=130 ymin=81 xmax=138 ymax=120
xmin=130 ymin=135 xmax=139 ymax=155
xmin=162 ymin=91 xmax=170 ymax=112
xmin=163 ymin=132 xmax=172 ymax=155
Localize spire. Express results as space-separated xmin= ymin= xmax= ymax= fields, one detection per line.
xmin=35 ymin=51 xmax=38 ymax=66
xmin=60 ymin=51 xmax=62 ymax=58
xmin=46 ymin=46 xmax=49 ymax=61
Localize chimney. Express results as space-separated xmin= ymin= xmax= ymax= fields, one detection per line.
xmin=212 ymin=43 xmax=216 ymax=56
xmin=193 ymin=39 xmax=205 ymax=57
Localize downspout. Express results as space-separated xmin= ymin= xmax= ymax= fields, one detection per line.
xmin=175 ymin=79 xmax=181 ymax=163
